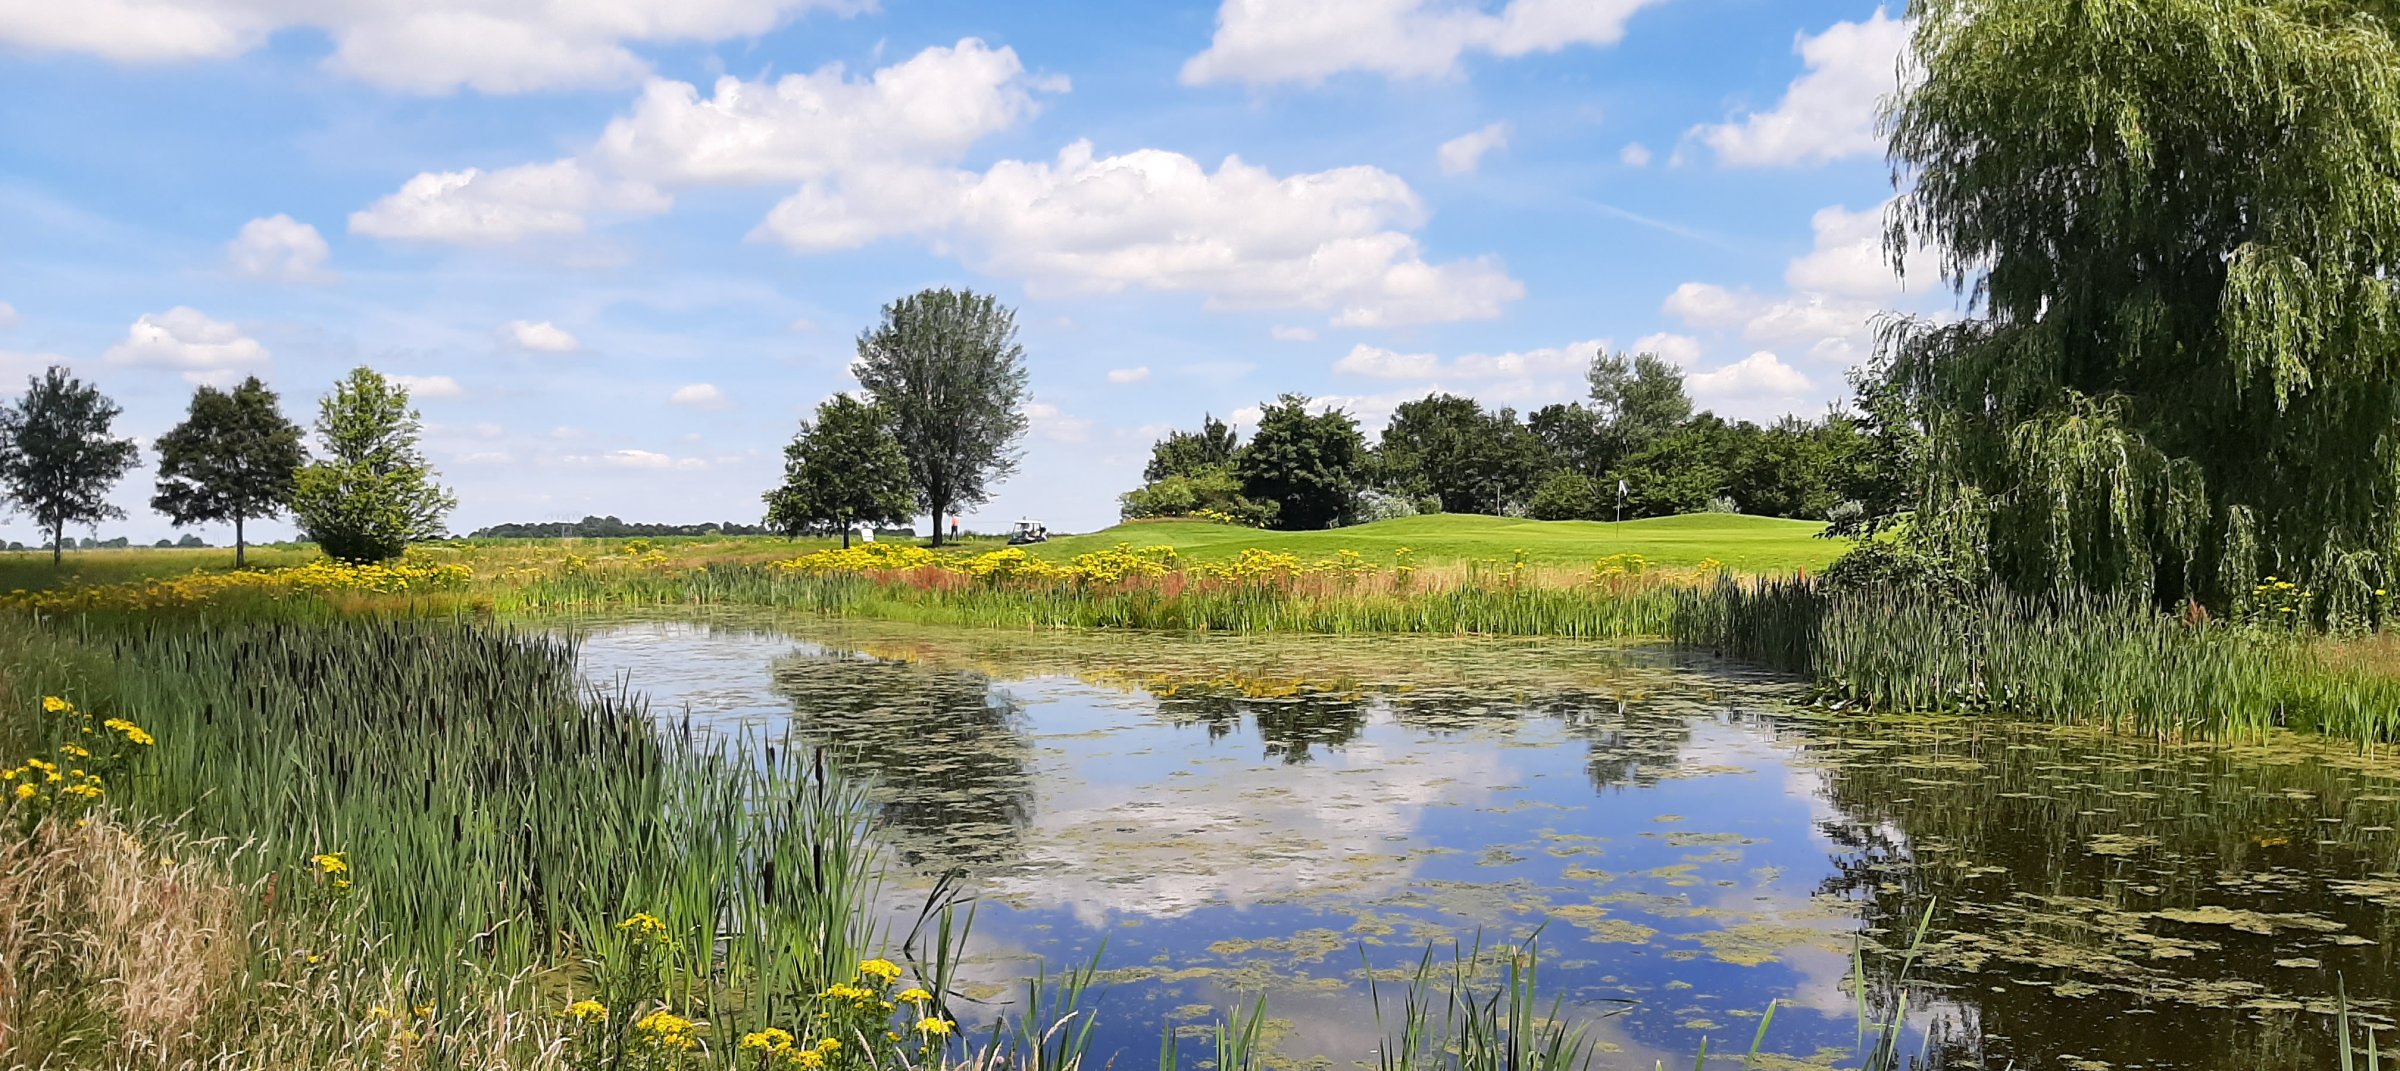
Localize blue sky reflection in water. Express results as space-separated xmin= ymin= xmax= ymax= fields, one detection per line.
xmin=573 ymin=617 xmax=2400 ymax=1070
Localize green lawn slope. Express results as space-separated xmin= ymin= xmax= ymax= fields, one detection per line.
xmin=1036 ymin=513 xmax=1843 ymax=573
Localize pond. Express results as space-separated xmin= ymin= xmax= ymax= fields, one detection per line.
xmin=573 ymin=613 xmax=2400 ymax=1070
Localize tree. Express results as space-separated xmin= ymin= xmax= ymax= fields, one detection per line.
xmin=151 ymin=376 xmax=306 ymax=566
xmin=1375 ymin=393 xmax=1544 ymax=515
xmin=1143 ymin=416 xmax=1239 ymax=483
xmin=289 ymin=368 xmax=456 ymax=563
xmin=1587 ymin=350 xmax=1693 ymax=456
xmin=1526 ymin=471 xmax=1607 ymax=521
xmin=853 ymin=289 xmax=1030 ymax=547
xmin=1886 ymin=0 xmax=2400 ymax=608
xmin=0 ymin=367 xmax=139 ymax=564
xmin=764 ymin=395 xmax=916 ymax=548
xmin=1528 ymin=402 xmax=1611 ymax=478
xmin=1235 ymin=395 xmax=1367 ymax=531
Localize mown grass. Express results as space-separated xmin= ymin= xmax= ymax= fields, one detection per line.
xmin=0 ymin=513 xmax=1838 ymax=597
xmin=1035 ymin=513 xmax=1842 ymax=573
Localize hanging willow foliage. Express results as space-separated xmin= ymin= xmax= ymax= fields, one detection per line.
xmin=1883 ymin=0 xmax=2400 ymax=611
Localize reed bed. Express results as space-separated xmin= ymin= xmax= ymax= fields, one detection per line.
xmin=1672 ymin=579 xmax=2400 ymax=743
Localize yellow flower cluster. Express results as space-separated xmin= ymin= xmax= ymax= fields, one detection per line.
xmin=634 ymin=1009 xmax=702 ymax=1052
xmin=6 ymin=696 xmax=149 ymax=817
xmin=740 ymin=1028 xmax=845 ymax=1068
xmin=0 ymin=559 xmax=473 ymax=614
xmin=563 ymin=999 xmax=608 ymax=1023
xmin=617 ymin=911 xmax=672 ymax=944
xmin=774 ymin=543 xmax=942 ymax=574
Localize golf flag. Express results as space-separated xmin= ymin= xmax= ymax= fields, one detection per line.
xmin=1617 ymin=479 xmax=1628 ymax=499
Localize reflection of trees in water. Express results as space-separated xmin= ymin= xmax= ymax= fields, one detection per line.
xmin=768 ymin=653 xmax=1032 ymax=868
xmin=1805 ymin=724 xmax=2400 ymax=1070
xmin=1150 ymin=686 xmax=1371 ymax=764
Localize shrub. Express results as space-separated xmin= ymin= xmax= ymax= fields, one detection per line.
xmin=1526 ymin=472 xmax=1605 ymax=521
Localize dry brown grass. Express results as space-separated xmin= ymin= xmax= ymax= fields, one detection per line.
xmin=0 ymin=814 xmax=567 ymax=1071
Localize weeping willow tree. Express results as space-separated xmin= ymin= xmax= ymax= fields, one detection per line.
xmin=1884 ymin=0 xmax=2400 ymax=613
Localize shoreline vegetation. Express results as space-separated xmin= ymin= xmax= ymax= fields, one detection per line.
xmin=2 ymin=514 xmax=2394 ymax=745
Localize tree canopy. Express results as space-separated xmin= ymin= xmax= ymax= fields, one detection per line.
xmin=1374 ymin=393 xmax=1544 ymax=515
xmin=853 ymin=288 xmax=1030 ymax=547
xmin=764 ymin=395 xmax=916 ymax=548
xmin=1587 ymin=351 xmax=1693 ymax=457
xmin=1236 ymin=395 xmax=1368 ymax=531
xmin=151 ymin=375 xmax=306 ymax=566
xmin=0 ymin=367 xmax=139 ymax=564
xmin=290 ymin=368 xmax=457 ymax=563
xmin=1886 ymin=0 xmax=2400 ymax=609
xmin=1143 ymin=415 xmax=1239 ymax=483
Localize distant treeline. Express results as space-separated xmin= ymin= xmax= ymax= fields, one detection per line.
xmin=468 ymin=515 xmax=779 ymax=539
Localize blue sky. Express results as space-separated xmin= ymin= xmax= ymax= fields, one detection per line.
xmin=0 ymin=0 xmax=1948 ymax=542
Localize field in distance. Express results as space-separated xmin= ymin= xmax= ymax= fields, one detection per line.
xmin=0 ymin=512 xmax=1843 ymax=592
xmin=1031 ymin=513 xmax=1842 ymax=574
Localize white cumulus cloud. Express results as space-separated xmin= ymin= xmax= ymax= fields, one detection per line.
xmin=1687 ymin=351 xmax=1812 ymax=400
xmin=391 ymin=374 xmax=464 ymax=399
xmin=1437 ymin=122 xmax=1510 ymax=176
xmin=0 ymin=302 xmax=17 ymax=329
xmin=1105 ymin=367 xmax=1151 ymax=385
xmin=1334 ymin=338 xmax=1603 ymax=382
xmin=596 ymin=40 xmax=1058 ymax=185
xmin=1659 ymin=197 xmax=1942 ymax=368
xmin=1619 ymin=142 xmax=1653 ymax=168
xmin=102 ymin=307 xmax=268 ymax=371
xmin=1270 ymin=325 xmax=1318 ymax=342
xmin=1631 ymin=332 xmax=1701 ymax=366
xmin=755 ymin=141 xmax=1522 ymax=327
xmin=578 ymin=449 xmax=709 ymax=471
xmin=227 ymin=214 xmax=332 ymax=282
xmin=1026 ymin=402 xmax=1094 ymax=443
xmin=0 ymin=0 xmax=866 ymax=94
xmin=1692 ymin=9 xmax=1909 ymax=167
xmin=503 ymin=320 xmax=580 ymax=353
xmin=1181 ymin=0 xmax=1668 ymax=86
xmin=350 ymin=160 xmax=667 ymax=245
xmin=670 ymin=383 xmax=731 ymax=408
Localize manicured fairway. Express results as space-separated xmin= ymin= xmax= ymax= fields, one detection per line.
xmin=1033 ymin=513 xmax=1844 ymax=573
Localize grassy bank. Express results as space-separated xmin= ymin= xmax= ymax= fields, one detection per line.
xmin=0 ymin=513 xmax=1840 ymax=595
xmin=1034 ymin=514 xmax=1842 ymax=573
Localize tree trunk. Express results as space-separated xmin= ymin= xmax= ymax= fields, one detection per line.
xmin=235 ymin=515 xmax=246 ymax=568
xmin=929 ymin=497 xmax=946 ymax=548
xmin=50 ymin=521 xmax=61 ymax=565
xmin=841 ymin=518 xmax=851 ymax=550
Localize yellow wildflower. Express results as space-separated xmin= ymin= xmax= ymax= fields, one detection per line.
xmin=311 ymin=852 xmax=348 ymax=876
xmin=857 ymin=958 xmax=903 ymax=985
xmin=740 ymin=1027 xmax=793 ymax=1051
xmin=617 ymin=912 xmax=669 ymax=941
xmin=13 ymin=783 xmax=34 ymax=801
xmin=815 ymin=1038 xmax=841 ymax=1052
xmin=41 ymin=696 xmax=68 ymax=714
xmin=916 ymin=1018 xmax=955 ymax=1038
xmin=897 ymin=986 xmax=933 ymax=1005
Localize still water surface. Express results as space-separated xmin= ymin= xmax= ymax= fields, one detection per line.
xmin=573 ymin=614 xmax=2400 ymax=1070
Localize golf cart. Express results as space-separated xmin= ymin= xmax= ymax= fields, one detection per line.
xmin=1008 ymin=518 xmax=1050 ymax=545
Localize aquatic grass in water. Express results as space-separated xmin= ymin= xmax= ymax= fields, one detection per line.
xmin=1673 ymin=578 xmax=2400 ymax=744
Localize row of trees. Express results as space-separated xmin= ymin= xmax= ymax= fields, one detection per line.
xmin=470 ymin=516 xmax=774 ymax=539
xmin=1122 ymin=351 xmax=1879 ymax=531
xmin=765 ymin=289 xmax=1030 ymax=548
xmin=0 ymin=366 xmax=454 ymax=565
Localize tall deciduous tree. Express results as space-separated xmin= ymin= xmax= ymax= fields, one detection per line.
xmin=151 ymin=376 xmax=305 ymax=566
xmin=1376 ymin=393 xmax=1544 ymax=515
xmin=765 ymin=395 xmax=916 ymax=548
xmin=1236 ymin=394 xmax=1367 ymax=530
xmin=289 ymin=368 xmax=457 ymax=563
xmin=0 ymin=367 xmax=139 ymax=565
xmin=1886 ymin=0 xmax=2400 ymax=609
xmin=853 ymin=288 xmax=1030 ymax=547
xmin=1587 ymin=350 xmax=1693 ymax=457
xmin=1143 ymin=415 xmax=1239 ymax=483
